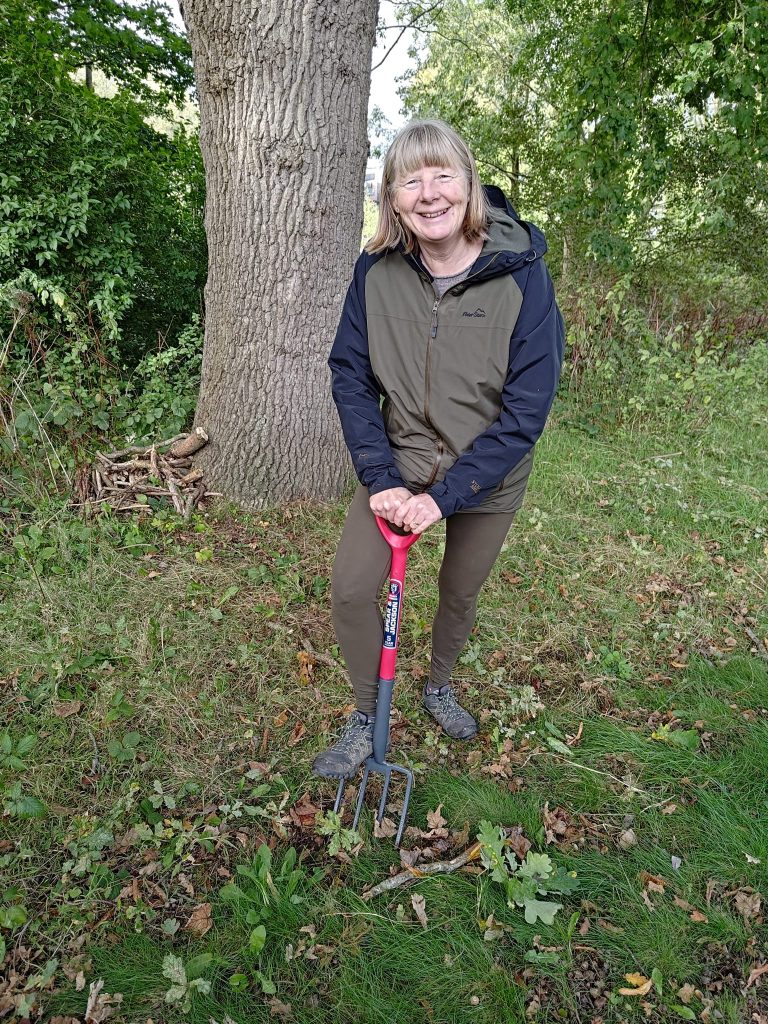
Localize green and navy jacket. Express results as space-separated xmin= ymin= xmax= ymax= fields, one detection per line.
xmin=329 ymin=187 xmax=564 ymax=517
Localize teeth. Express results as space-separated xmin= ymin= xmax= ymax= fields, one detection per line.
xmin=421 ymin=211 xmax=447 ymax=218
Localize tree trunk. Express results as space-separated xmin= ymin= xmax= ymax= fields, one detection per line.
xmin=181 ymin=0 xmax=378 ymax=507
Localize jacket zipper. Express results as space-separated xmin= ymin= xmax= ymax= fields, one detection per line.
xmin=421 ymin=254 xmax=501 ymax=489
xmin=422 ymin=295 xmax=442 ymax=487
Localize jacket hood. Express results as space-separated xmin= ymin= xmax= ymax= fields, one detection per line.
xmin=483 ymin=184 xmax=548 ymax=259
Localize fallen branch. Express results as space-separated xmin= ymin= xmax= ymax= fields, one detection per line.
xmin=361 ymin=841 xmax=483 ymax=901
xmin=170 ymin=426 xmax=208 ymax=458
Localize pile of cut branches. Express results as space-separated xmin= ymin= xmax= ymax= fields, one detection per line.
xmin=75 ymin=428 xmax=214 ymax=518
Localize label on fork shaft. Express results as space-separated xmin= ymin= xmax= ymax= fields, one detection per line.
xmin=383 ymin=580 xmax=401 ymax=650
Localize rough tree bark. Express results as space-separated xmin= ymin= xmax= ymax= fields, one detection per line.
xmin=181 ymin=0 xmax=378 ymax=506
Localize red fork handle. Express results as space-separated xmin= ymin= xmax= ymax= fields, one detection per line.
xmin=375 ymin=516 xmax=419 ymax=680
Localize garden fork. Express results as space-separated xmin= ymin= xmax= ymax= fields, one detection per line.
xmin=333 ymin=517 xmax=420 ymax=846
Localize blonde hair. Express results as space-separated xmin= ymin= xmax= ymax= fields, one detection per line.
xmin=365 ymin=119 xmax=491 ymax=255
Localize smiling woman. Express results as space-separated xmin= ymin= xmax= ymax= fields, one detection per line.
xmin=312 ymin=119 xmax=565 ymax=780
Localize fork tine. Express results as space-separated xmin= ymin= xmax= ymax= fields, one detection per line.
xmin=332 ymin=776 xmax=346 ymax=815
xmin=394 ymin=767 xmax=414 ymax=847
xmin=352 ymin=763 xmax=371 ymax=831
xmin=376 ymin=766 xmax=392 ymax=822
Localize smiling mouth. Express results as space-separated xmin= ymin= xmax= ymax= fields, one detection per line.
xmin=419 ymin=209 xmax=449 ymax=219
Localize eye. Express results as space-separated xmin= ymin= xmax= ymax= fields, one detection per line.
xmin=437 ymin=173 xmax=455 ymax=183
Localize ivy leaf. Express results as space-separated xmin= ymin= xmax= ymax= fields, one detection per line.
xmin=523 ymin=899 xmax=564 ymax=925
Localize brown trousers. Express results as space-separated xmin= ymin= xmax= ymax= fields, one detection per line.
xmin=331 ymin=485 xmax=516 ymax=715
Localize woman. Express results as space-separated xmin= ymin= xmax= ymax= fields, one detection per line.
xmin=312 ymin=119 xmax=564 ymax=778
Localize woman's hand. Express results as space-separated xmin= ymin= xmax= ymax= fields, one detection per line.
xmin=392 ymin=493 xmax=442 ymax=533
xmin=369 ymin=487 xmax=413 ymax=523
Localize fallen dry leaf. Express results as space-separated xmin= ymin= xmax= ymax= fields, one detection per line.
xmin=676 ymin=982 xmax=697 ymax=1004
xmin=272 ymin=710 xmax=289 ymax=728
xmin=689 ymin=909 xmax=708 ymax=923
xmin=747 ymin=962 xmax=768 ymax=988
xmin=75 ymin=971 xmax=86 ymax=992
xmin=85 ymin=980 xmax=123 ymax=1024
xmin=426 ymin=804 xmax=447 ymax=830
xmin=296 ymin=651 xmax=315 ymax=685
xmin=673 ymin=896 xmax=695 ymax=912
xmin=289 ymin=792 xmax=320 ymax=829
xmin=618 ymin=973 xmax=653 ymax=997
xmin=597 ymin=919 xmax=624 ymax=934
xmin=373 ymin=816 xmax=397 ymax=839
xmin=507 ymin=826 xmax=532 ymax=862
xmin=618 ymin=829 xmax=637 ymax=850
xmin=482 ymin=913 xmax=505 ymax=941
xmin=184 ymin=902 xmax=212 ymax=937
xmin=53 ymin=700 xmax=82 ymax=718
xmin=735 ymin=889 xmax=762 ymax=921
xmin=268 ymin=997 xmax=292 ymax=1018
xmin=411 ymin=893 xmax=428 ymax=930
xmin=287 ymin=721 xmax=306 ymax=747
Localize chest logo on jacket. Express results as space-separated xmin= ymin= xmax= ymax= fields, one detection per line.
xmin=462 ymin=308 xmax=486 ymax=318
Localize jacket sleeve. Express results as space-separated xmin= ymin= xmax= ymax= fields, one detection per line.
xmin=328 ymin=254 xmax=407 ymax=496
xmin=426 ymin=258 xmax=564 ymax=518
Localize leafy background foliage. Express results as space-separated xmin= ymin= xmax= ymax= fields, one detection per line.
xmin=0 ymin=0 xmax=204 ymax=468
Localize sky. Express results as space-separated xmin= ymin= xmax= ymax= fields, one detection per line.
xmin=369 ymin=1 xmax=416 ymax=133
xmin=167 ymin=1 xmax=416 ymax=137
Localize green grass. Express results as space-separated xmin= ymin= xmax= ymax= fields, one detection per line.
xmin=2 ymin=370 xmax=768 ymax=1022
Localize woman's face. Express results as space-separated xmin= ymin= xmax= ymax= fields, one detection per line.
xmin=393 ymin=165 xmax=469 ymax=248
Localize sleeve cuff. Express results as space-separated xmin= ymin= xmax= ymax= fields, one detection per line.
xmin=426 ymin=480 xmax=462 ymax=518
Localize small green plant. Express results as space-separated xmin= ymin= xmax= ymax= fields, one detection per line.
xmin=650 ymin=723 xmax=700 ymax=751
xmin=2 ymin=782 xmax=47 ymax=819
xmin=162 ymin=953 xmax=212 ymax=1013
xmin=477 ymin=821 xmax=578 ymax=925
xmin=598 ymin=645 xmax=634 ymax=680
xmin=106 ymin=731 xmax=144 ymax=763
xmin=489 ymin=684 xmax=544 ymax=752
xmin=315 ymin=810 xmax=362 ymax=857
xmin=0 ymin=732 xmax=36 ymax=772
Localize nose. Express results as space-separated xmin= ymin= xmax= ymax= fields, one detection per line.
xmin=418 ymin=176 xmax=438 ymax=202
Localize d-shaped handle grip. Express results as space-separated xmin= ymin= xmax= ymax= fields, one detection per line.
xmin=375 ymin=516 xmax=421 ymax=550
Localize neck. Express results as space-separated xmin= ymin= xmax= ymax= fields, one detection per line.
xmin=419 ymin=236 xmax=483 ymax=277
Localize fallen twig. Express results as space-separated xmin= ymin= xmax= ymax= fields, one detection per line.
xmin=744 ymin=626 xmax=768 ymax=662
xmin=361 ymin=841 xmax=483 ymax=901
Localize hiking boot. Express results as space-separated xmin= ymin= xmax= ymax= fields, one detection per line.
xmin=423 ymin=684 xmax=478 ymax=740
xmin=311 ymin=710 xmax=374 ymax=778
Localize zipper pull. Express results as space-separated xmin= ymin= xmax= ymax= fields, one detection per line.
xmin=431 ymin=300 xmax=439 ymax=338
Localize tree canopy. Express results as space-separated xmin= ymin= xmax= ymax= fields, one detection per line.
xmin=399 ymin=0 xmax=768 ymax=278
